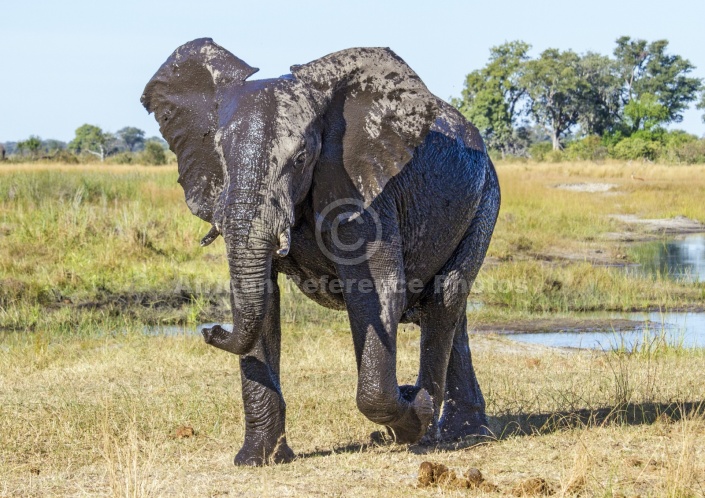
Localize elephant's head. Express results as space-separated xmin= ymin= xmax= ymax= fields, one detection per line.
xmin=141 ymin=38 xmax=439 ymax=354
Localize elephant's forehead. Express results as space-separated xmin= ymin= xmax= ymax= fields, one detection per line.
xmin=218 ymin=78 xmax=317 ymax=166
xmin=269 ymin=80 xmax=319 ymax=162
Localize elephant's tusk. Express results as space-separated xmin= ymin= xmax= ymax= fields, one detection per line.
xmin=200 ymin=226 xmax=221 ymax=247
xmin=276 ymin=228 xmax=291 ymax=257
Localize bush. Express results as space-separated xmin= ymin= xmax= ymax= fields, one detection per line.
xmin=666 ymin=139 xmax=705 ymax=164
xmin=106 ymin=152 xmax=136 ymax=164
xmin=545 ymin=149 xmax=565 ymax=162
xmin=564 ymin=136 xmax=608 ymax=161
xmin=139 ymin=141 xmax=167 ymax=165
xmin=47 ymin=150 xmax=80 ymax=163
xmin=528 ymin=142 xmax=553 ymax=161
xmin=611 ymin=136 xmax=662 ymax=161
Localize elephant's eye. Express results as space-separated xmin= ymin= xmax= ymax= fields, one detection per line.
xmin=293 ymin=151 xmax=306 ymax=168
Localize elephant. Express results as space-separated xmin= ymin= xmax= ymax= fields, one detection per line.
xmin=141 ymin=38 xmax=500 ymax=466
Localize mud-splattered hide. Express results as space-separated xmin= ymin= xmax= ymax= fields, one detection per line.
xmin=140 ymin=38 xmax=500 ymax=466
xmin=140 ymin=39 xmax=258 ymax=225
xmin=141 ymin=38 xmax=440 ymax=239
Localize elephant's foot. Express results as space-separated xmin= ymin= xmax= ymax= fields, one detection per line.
xmin=234 ymin=433 xmax=295 ymax=466
xmin=384 ymin=386 xmax=434 ymax=444
xmin=438 ymin=402 xmax=490 ymax=442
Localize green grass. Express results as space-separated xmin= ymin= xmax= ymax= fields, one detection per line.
xmin=1 ymin=161 xmax=704 ymax=334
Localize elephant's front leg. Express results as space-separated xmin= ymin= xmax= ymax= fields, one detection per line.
xmin=337 ymin=239 xmax=433 ymax=444
xmin=234 ymin=277 xmax=294 ymax=466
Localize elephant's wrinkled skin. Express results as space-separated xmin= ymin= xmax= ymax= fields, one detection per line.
xmin=142 ymin=39 xmax=500 ymax=466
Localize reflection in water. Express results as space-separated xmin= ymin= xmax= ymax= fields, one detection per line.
xmin=509 ymin=312 xmax=705 ymax=350
xmin=629 ymin=234 xmax=705 ymax=282
xmin=150 ymin=313 xmax=705 ymax=352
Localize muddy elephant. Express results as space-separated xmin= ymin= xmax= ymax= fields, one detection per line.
xmin=141 ymin=38 xmax=500 ymax=466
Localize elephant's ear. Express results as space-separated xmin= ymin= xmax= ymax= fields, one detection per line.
xmin=141 ymin=38 xmax=258 ymax=223
xmin=291 ymin=48 xmax=438 ymax=223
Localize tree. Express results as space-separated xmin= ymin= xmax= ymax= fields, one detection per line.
xmin=68 ymin=124 xmax=115 ymax=161
xmin=613 ymin=37 xmax=702 ymax=131
xmin=117 ymin=126 xmax=145 ymax=152
xmin=698 ymin=92 xmax=705 ymax=124
xmin=623 ymin=93 xmax=669 ymax=132
xmin=454 ymin=41 xmax=531 ymax=155
xmin=577 ymin=53 xmax=622 ymax=136
xmin=16 ymin=136 xmax=42 ymax=158
xmin=522 ymin=49 xmax=587 ymax=150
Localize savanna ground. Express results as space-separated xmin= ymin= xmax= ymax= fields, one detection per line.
xmin=1 ymin=161 xmax=704 ymax=496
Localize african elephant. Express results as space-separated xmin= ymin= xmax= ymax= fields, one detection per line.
xmin=141 ymin=38 xmax=500 ymax=466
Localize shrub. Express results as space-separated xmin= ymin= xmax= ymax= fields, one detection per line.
xmin=529 ymin=142 xmax=553 ymax=161
xmin=564 ymin=136 xmax=608 ymax=161
xmin=139 ymin=141 xmax=167 ymax=165
xmin=611 ymin=136 xmax=662 ymax=161
xmin=106 ymin=152 xmax=136 ymax=164
xmin=667 ymin=139 xmax=705 ymax=164
xmin=545 ymin=149 xmax=565 ymax=162
xmin=48 ymin=150 xmax=80 ymax=163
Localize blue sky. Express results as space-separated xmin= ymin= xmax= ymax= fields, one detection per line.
xmin=2 ymin=0 xmax=704 ymax=142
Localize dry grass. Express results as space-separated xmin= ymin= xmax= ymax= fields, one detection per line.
xmin=1 ymin=325 xmax=704 ymax=496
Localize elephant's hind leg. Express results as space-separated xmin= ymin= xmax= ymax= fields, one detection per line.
xmin=418 ymin=164 xmax=499 ymax=442
xmin=438 ymin=313 xmax=489 ymax=440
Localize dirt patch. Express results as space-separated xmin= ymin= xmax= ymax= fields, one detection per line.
xmin=523 ymin=214 xmax=704 ymax=265
xmin=609 ymin=214 xmax=705 ymax=237
xmin=527 ymin=248 xmax=631 ymax=266
xmin=553 ymin=182 xmax=617 ymax=192
xmin=473 ymin=317 xmax=656 ymax=335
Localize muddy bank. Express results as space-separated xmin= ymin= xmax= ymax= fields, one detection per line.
xmin=515 ymin=215 xmax=705 ymax=267
xmin=471 ymin=317 xmax=657 ymax=336
xmin=607 ymin=214 xmax=705 ymax=241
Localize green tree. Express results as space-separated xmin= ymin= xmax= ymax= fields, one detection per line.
xmin=16 ymin=136 xmax=42 ymax=158
xmin=623 ymin=93 xmax=669 ymax=131
xmin=68 ymin=124 xmax=114 ymax=161
xmin=117 ymin=126 xmax=145 ymax=152
xmin=454 ymin=41 xmax=531 ymax=155
xmin=613 ymin=37 xmax=702 ymax=131
xmin=577 ymin=53 xmax=622 ymax=136
xmin=698 ymin=92 xmax=705 ymax=124
xmin=522 ymin=49 xmax=587 ymax=150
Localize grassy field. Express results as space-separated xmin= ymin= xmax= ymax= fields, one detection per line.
xmin=1 ymin=161 xmax=705 ymax=496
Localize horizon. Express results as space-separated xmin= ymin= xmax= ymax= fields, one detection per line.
xmin=2 ymin=0 xmax=704 ymax=143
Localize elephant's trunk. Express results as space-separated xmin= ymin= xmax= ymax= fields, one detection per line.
xmin=202 ymin=202 xmax=291 ymax=356
xmin=202 ymin=222 xmax=273 ymax=355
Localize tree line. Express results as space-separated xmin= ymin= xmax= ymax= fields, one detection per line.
xmin=4 ymin=38 xmax=704 ymax=166
xmin=1 ymin=125 xmax=171 ymax=165
xmin=453 ymin=36 xmax=705 ymax=163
